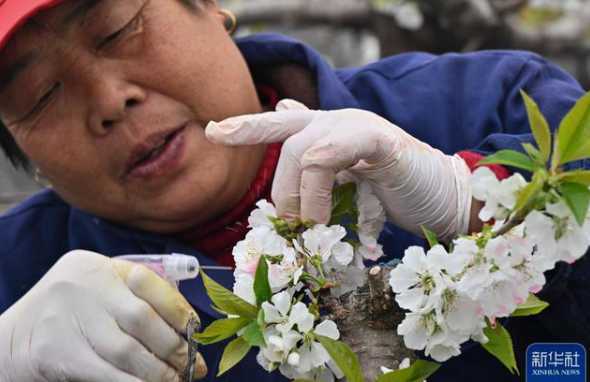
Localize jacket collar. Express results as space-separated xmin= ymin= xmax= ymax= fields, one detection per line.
xmin=236 ymin=33 xmax=360 ymax=110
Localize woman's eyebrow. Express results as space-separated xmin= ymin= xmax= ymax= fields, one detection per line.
xmin=59 ymin=0 xmax=102 ymax=29
xmin=0 ymin=51 xmax=37 ymax=95
xmin=0 ymin=1 xmax=104 ymax=95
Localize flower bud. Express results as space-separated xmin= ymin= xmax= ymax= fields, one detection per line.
xmin=287 ymin=352 xmax=300 ymax=366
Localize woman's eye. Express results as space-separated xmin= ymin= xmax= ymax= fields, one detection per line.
xmin=25 ymin=83 xmax=60 ymax=120
xmin=97 ymin=13 xmax=142 ymax=50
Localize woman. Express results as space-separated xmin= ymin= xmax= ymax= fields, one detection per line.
xmin=0 ymin=0 xmax=587 ymax=381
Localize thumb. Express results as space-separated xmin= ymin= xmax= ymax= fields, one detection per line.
xmin=112 ymin=259 xmax=198 ymax=332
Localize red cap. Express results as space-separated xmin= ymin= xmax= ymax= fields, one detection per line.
xmin=0 ymin=0 xmax=64 ymax=51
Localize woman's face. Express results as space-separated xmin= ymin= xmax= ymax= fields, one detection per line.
xmin=0 ymin=0 xmax=266 ymax=233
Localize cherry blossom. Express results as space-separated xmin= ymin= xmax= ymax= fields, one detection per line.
xmin=471 ymin=168 xmax=527 ymax=221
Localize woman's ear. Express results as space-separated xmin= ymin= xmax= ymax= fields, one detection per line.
xmin=215 ymin=8 xmax=237 ymax=34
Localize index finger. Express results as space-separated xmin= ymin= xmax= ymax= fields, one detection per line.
xmin=205 ymin=107 xmax=317 ymax=146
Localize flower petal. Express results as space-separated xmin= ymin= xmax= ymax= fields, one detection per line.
xmin=314 ymin=320 xmax=340 ymax=340
xmin=272 ymin=290 xmax=292 ymax=317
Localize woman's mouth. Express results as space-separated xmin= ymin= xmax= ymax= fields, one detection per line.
xmin=125 ymin=124 xmax=188 ymax=180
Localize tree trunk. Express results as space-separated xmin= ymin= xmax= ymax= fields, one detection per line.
xmin=322 ymin=266 xmax=414 ymax=382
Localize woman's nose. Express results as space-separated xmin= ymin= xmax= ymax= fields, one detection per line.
xmin=87 ymin=79 xmax=146 ymax=136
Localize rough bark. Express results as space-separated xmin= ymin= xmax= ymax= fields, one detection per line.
xmin=321 ymin=266 xmax=414 ymax=382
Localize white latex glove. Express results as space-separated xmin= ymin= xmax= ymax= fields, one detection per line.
xmin=0 ymin=250 xmax=207 ymax=382
xmin=206 ymin=99 xmax=473 ymax=241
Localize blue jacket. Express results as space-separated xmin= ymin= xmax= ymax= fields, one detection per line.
xmin=1 ymin=34 xmax=588 ymax=381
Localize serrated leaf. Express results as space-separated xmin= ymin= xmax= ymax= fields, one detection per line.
xmin=559 ymin=170 xmax=590 ymax=186
xmin=515 ymin=170 xmax=545 ymax=212
xmin=193 ymin=317 xmax=251 ymax=345
xmin=242 ymin=320 xmax=266 ymax=347
xmin=330 ymin=182 xmax=358 ymax=226
xmin=316 ymin=336 xmax=364 ymax=382
xmin=201 ymin=271 xmax=258 ymax=319
xmin=482 ymin=322 xmax=519 ymax=375
xmin=478 ymin=150 xmax=537 ymax=172
xmin=521 ymin=90 xmax=552 ymax=162
xmin=522 ymin=143 xmax=544 ymax=165
xmin=217 ymin=336 xmax=252 ymax=376
xmin=554 ymin=91 xmax=590 ymax=167
xmin=376 ymin=360 xmax=441 ymax=382
xmin=421 ymin=226 xmax=439 ymax=248
xmin=511 ymin=294 xmax=550 ymax=317
xmin=560 ymin=182 xmax=590 ymax=226
xmin=254 ymin=256 xmax=272 ymax=306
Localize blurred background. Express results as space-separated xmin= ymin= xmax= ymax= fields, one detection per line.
xmin=2 ymin=0 xmax=590 ymax=211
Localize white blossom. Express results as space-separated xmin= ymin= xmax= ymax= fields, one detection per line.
xmin=357 ymin=233 xmax=385 ymax=261
xmin=256 ymin=326 xmax=303 ymax=372
xmin=233 ymin=273 xmax=256 ymax=305
xmin=456 ymin=236 xmax=532 ymax=318
xmin=471 ymin=168 xmax=527 ymax=221
xmin=233 ymin=226 xmax=289 ymax=276
xmin=525 ymin=201 xmax=590 ymax=266
xmin=279 ymin=320 xmax=341 ymax=381
xmin=268 ymin=248 xmax=303 ymax=292
xmin=389 ymin=245 xmax=455 ymax=312
xmin=296 ymin=224 xmax=354 ymax=268
xmin=248 ymin=199 xmax=277 ymax=228
xmin=261 ymin=292 xmax=316 ymax=337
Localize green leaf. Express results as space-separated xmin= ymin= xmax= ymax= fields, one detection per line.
xmin=330 ymin=182 xmax=358 ymax=226
xmin=193 ymin=317 xmax=251 ymax=345
xmin=522 ymin=143 xmax=544 ymax=165
xmin=217 ymin=337 xmax=252 ymax=376
xmin=514 ymin=170 xmax=545 ymax=212
xmin=201 ymin=271 xmax=258 ymax=319
xmin=376 ymin=360 xmax=441 ymax=382
xmin=316 ymin=336 xmax=364 ymax=382
xmin=521 ymin=90 xmax=552 ymax=162
xmin=478 ymin=150 xmax=537 ymax=172
xmin=511 ymin=294 xmax=550 ymax=317
xmin=559 ymin=170 xmax=590 ymax=186
xmin=482 ymin=322 xmax=519 ymax=375
xmin=257 ymin=308 xmax=266 ymax=327
xmin=554 ymin=91 xmax=590 ymax=167
xmin=421 ymin=226 xmax=439 ymax=248
xmin=242 ymin=320 xmax=266 ymax=347
xmin=254 ymin=256 xmax=272 ymax=306
xmin=560 ymin=182 xmax=590 ymax=226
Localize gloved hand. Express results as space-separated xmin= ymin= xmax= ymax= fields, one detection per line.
xmin=206 ymin=99 xmax=473 ymax=241
xmin=0 ymin=250 xmax=207 ymax=382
